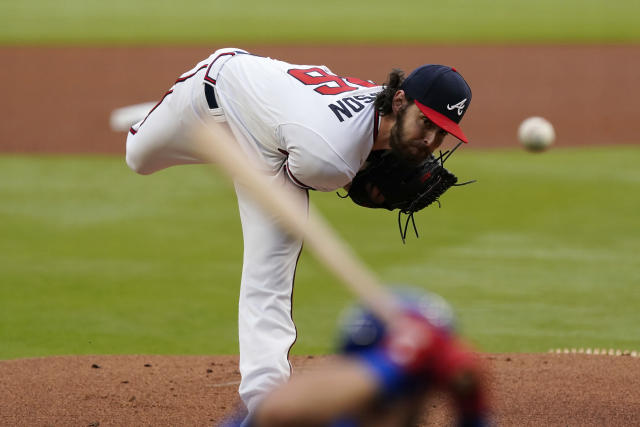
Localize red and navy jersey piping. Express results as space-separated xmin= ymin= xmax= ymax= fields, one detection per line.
xmin=129 ymin=89 xmax=173 ymax=135
xmin=204 ymin=51 xmax=243 ymax=86
xmin=284 ymin=162 xmax=314 ymax=190
xmin=286 ymin=226 xmax=306 ymax=374
xmin=278 ymin=148 xmax=315 ymax=190
xmin=129 ymin=64 xmax=209 ymax=135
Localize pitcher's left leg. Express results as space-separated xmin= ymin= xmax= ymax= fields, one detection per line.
xmin=234 ymin=172 xmax=308 ymax=413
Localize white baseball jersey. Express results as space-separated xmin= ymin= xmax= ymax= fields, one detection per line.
xmin=211 ymin=52 xmax=380 ymax=191
xmin=125 ymin=48 xmax=381 ymax=413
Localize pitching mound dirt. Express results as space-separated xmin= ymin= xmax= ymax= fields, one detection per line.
xmin=1 ymin=353 xmax=639 ymax=426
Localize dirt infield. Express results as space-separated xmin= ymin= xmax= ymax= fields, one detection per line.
xmin=1 ymin=45 xmax=640 ymax=425
xmin=1 ymin=45 xmax=640 ymax=153
xmin=1 ymin=353 xmax=639 ymax=426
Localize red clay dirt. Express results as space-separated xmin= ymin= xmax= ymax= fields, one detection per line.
xmin=1 ymin=45 xmax=639 ymax=426
xmin=1 ymin=45 xmax=640 ymax=153
xmin=1 ymin=353 xmax=639 ymax=426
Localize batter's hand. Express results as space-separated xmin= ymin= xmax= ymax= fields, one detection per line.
xmin=383 ymin=312 xmax=490 ymax=424
xmin=383 ymin=312 xmax=452 ymax=376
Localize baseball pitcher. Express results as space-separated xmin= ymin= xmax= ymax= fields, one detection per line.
xmin=125 ymin=47 xmax=473 ymax=414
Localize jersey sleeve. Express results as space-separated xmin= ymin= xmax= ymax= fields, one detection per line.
xmin=277 ymin=123 xmax=356 ymax=192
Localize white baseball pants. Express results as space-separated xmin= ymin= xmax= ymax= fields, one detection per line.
xmin=125 ymin=48 xmax=307 ymax=412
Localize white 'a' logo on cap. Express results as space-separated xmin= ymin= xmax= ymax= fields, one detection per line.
xmin=447 ymin=98 xmax=467 ymax=116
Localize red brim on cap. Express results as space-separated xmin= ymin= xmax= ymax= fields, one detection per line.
xmin=415 ymin=100 xmax=469 ymax=143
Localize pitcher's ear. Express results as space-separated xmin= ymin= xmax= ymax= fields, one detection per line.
xmin=392 ymin=90 xmax=407 ymax=114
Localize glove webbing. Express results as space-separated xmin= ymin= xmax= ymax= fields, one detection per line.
xmin=398 ymin=142 xmax=475 ymax=243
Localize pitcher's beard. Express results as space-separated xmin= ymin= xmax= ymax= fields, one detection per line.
xmin=389 ymin=105 xmax=430 ymax=164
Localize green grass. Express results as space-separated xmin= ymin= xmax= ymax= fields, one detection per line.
xmin=1 ymin=146 xmax=639 ymax=359
xmin=1 ymin=0 xmax=639 ymax=45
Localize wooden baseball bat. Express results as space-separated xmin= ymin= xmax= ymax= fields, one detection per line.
xmin=190 ymin=119 xmax=400 ymax=325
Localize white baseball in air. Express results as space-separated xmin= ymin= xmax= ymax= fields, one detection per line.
xmin=518 ymin=116 xmax=555 ymax=152
xmin=109 ymin=102 xmax=156 ymax=132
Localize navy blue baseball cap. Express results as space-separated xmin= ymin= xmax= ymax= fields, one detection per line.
xmin=401 ymin=65 xmax=472 ymax=143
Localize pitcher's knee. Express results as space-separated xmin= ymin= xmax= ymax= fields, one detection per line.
xmin=125 ymin=135 xmax=156 ymax=175
xmin=125 ymin=152 xmax=153 ymax=175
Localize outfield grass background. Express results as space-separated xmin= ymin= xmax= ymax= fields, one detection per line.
xmin=1 ymin=147 xmax=638 ymax=359
xmin=1 ymin=0 xmax=638 ymax=360
xmin=1 ymin=0 xmax=639 ymax=44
